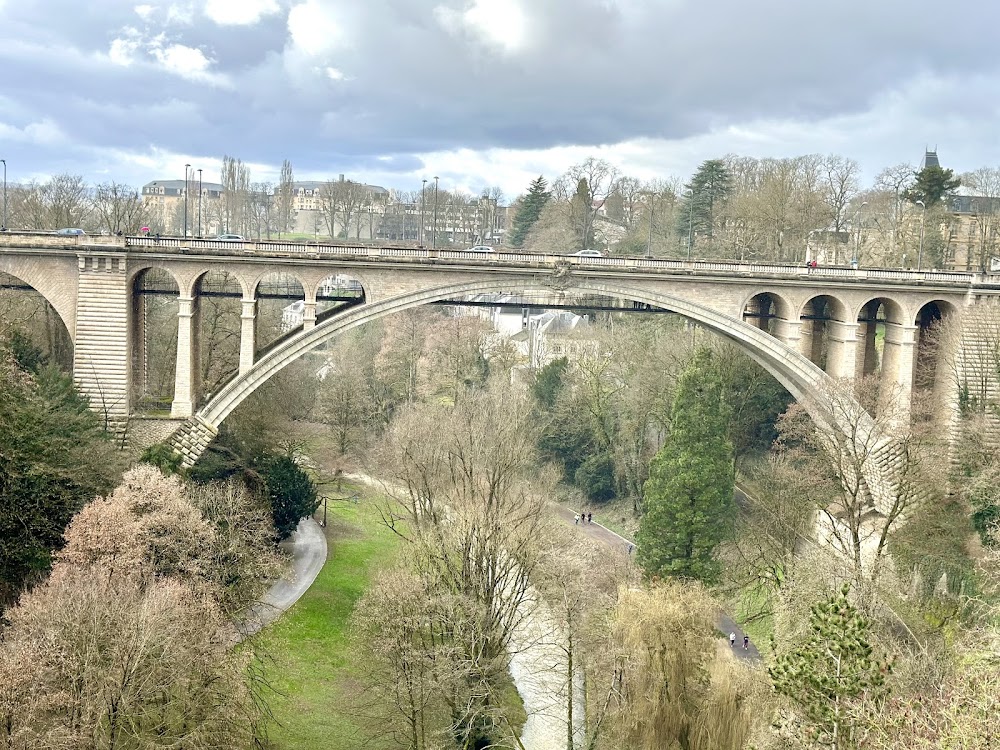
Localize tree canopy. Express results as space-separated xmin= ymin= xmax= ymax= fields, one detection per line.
xmin=903 ymin=164 xmax=961 ymax=206
xmin=636 ymin=348 xmax=735 ymax=583
xmin=507 ymin=176 xmax=551 ymax=248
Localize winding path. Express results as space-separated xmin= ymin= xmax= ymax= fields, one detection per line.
xmin=241 ymin=518 xmax=328 ymax=637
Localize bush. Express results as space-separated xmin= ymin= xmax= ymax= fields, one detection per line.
xmin=575 ymin=452 xmax=616 ymax=503
xmin=262 ymin=454 xmax=320 ymax=540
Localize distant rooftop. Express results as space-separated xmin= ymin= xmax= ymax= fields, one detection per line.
xmin=921 ymin=149 xmax=940 ymax=169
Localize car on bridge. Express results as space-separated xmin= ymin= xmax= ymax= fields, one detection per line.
xmin=215 ymin=233 xmax=245 ymax=241
xmin=571 ymin=249 xmax=603 ymax=257
xmin=55 ymin=227 xmax=86 ymax=236
xmin=468 ymin=245 xmax=494 ymax=252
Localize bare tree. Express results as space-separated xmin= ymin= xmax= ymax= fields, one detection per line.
xmin=822 ymin=154 xmax=861 ymax=232
xmin=220 ymin=155 xmax=250 ymax=235
xmin=91 ymin=181 xmax=150 ymax=234
xmin=561 ymin=158 xmax=621 ymax=251
xmin=276 ymin=159 xmax=295 ymax=237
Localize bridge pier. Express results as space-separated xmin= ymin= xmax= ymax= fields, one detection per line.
xmin=239 ymin=297 xmax=256 ymax=375
xmin=302 ymin=289 xmax=317 ymax=330
xmin=826 ymin=321 xmax=859 ymax=381
xmin=73 ymin=254 xmax=131 ymax=424
xmin=171 ymin=295 xmax=200 ymax=418
xmin=881 ymin=323 xmax=917 ymax=421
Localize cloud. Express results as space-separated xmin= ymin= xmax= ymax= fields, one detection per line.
xmin=2 ymin=0 xmax=1000 ymax=201
xmin=204 ymin=0 xmax=280 ymax=26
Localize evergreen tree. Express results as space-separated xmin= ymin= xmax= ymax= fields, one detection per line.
xmin=769 ymin=584 xmax=892 ymax=748
xmin=677 ymin=159 xmax=731 ymax=242
xmin=570 ymin=177 xmax=596 ymax=251
xmin=903 ymin=164 xmax=961 ymax=207
xmin=636 ymin=349 xmax=734 ymax=583
xmin=0 ymin=339 xmax=121 ymax=606
xmin=507 ymin=176 xmax=550 ymax=247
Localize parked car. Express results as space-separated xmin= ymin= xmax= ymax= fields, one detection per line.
xmin=215 ymin=233 xmax=245 ymax=241
xmin=571 ymin=249 xmax=603 ymax=257
xmin=468 ymin=245 xmax=494 ymax=253
xmin=55 ymin=227 xmax=86 ymax=236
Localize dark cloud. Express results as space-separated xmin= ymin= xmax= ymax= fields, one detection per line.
xmin=1 ymin=0 xmax=999 ymax=189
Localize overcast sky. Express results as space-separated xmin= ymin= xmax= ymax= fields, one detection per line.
xmin=2 ymin=0 xmax=999 ymax=199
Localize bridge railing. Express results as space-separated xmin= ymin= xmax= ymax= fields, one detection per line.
xmin=0 ymin=231 xmax=988 ymax=285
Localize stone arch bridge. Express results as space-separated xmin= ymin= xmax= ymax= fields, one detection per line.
xmin=2 ymin=232 xmax=997 ymax=511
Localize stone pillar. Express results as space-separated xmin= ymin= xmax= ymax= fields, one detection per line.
xmin=129 ymin=289 xmax=147 ymax=407
xmin=882 ymin=323 xmax=918 ymax=421
xmin=171 ymin=296 xmax=197 ymax=418
xmin=826 ymin=321 xmax=858 ymax=380
xmin=239 ymin=297 xmax=256 ymax=375
xmin=74 ymin=254 xmax=131 ymax=424
xmin=302 ymin=288 xmax=318 ymax=330
xmin=774 ymin=317 xmax=802 ymax=353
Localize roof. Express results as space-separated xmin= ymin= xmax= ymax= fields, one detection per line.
xmin=921 ymin=150 xmax=941 ymax=169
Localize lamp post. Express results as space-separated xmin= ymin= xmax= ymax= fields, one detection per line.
xmin=432 ymin=176 xmax=439 ymax=249
xmin=686 ymin=195 xmax=694 ymax=262
xmin=420 ymin=179 xmax=427 ymax=246
xmin=646 ymin=192 xmax=655 ymax=256
xmin=1 ymin=158 xmax=6 ymax=231
xmin=852 ymin=201 xmax=868 ymax=268
xmin=197 ymin=168 xmax=203 ymax=237
xmin=183 ymin=164 xmax=191 ymax=238
xmin=915 ymin=199 xmax=926 ymax=269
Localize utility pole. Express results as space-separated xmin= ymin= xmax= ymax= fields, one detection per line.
xmin=432 ymin=176 xmax=439 ymax=249
xmin=420 ymin=179 xmax=427 ymax=246
xmin=183 ymin=163 xmax=191 ymax=238
xmin=197 ymin=168 xmax=203 ymax=236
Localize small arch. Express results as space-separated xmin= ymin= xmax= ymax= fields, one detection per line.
xmin=131 ymin=267 xmax=180 ymax=412
xmin=854 ymin=297 xmax=907 ymax=378
xmin=0 ymin=270 xmax=74 ymax=370
xmin=742 ymin=291 xmax=791 ymax=335
xmin=195 ymin=270 xmax=244 ymax=401
xmin=255 ymin=272 xmax=307 ymax=353
xmin=913 ymin=299 xmax=958 ymax=415
xmin=799 ymin=294 xmax=850 ymax=372
xmin=314 ymin=273 xmax=366 ymax=323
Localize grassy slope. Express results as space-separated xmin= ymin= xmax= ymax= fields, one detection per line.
xmin=260 ymin=494 xmax=400 ymax=750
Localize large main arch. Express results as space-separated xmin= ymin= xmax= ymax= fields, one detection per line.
xmin=169 ymin=275 xmax=901 ymax=510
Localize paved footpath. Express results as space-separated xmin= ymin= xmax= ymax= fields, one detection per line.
xmin=552 ymin=504 xmax=761 ymax=662
xmin=241 ymin=517 xmax=328 ymax=637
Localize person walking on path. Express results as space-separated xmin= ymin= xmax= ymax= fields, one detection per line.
xmin=586 ymin=512 xmax=592 ymax=524
xmin=730 ymin=632 xmax=736 ymax=647
xmin=574 ymin=513 xmax=580 ymax=525
xmin=743 ymin=635 xmax=749 ymax=650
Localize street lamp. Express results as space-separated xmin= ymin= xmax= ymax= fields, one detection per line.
xmin=420 ymin=179 xmax=427 ymax=246
xmin=852 ymin=201 xmax=868 ymax=268
xmin=1 ymin=158 xmax=6 ymax=231
xmin=183 ymin=163 xmax=191 ymax=238
xmin=432 ymin=176 xmax=439 ymax=249
xmin=197 ymin=168 xmax=203 ymax=237
xmin=915 ymin=199 xmax=926 ymax=269
xmin=686 ymin=195 xmax=694 ymax=262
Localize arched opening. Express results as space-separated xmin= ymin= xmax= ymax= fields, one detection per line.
xmin=913 ymin=299 xmax=957 ymax=419
xmin=0 ymin=271 xmax=73 ymax=371
xmin=742 ymin=292 xmax=782 ymax=335
xmin=195 ymin=271 xmax=244 ymax=402
xmin=131 ymin=267 xmax=180 ymax=413
xmin=255 ymin=273 xmax=306 ymax=355
xmin=315 ymin=274 xmax=366 ymax=324
xmin=799 ymin=295 xmax=850 ymax=374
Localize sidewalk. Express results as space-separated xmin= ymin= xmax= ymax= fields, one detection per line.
xmin=553 ymin=504 xmax=761 ymax=662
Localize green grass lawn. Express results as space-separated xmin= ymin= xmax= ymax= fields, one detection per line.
xmin=258 ymin=494 xmax=401 ymax=750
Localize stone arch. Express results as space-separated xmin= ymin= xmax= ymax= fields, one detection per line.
xmin=0 ymin=259 xmax=77 ymax=340
xmin=130 ymin=267 xmax=180 ymax=412
xmin=254 ymin=272 xmax=307 ymax=354
xmin=798 ymin=294 xmax=851 ymax=374
xmin=167 ymin=277 xmax=903 ymax=515
xmin=314 ymin=273 xmax=366 ymax=324
xmin=742 ymin=291 xmax=792 ymax=335
xmin=0 ymin=268 xmax=75 ymax=369
xmin=854 ymin=296 xmax=907 ymax=378
xmin=913 ymin=299 xmax=959 ymax=417
xmin=194 ymin=270 xmax=244 ymax=401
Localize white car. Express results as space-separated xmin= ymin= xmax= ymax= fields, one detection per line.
xmin=468 ymin=245 xmax=494 ymax=252
xmin=571 ymin=249 xmax=603 ymax=257
xmin=216 ymin=233 xmax=245 ymax=241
